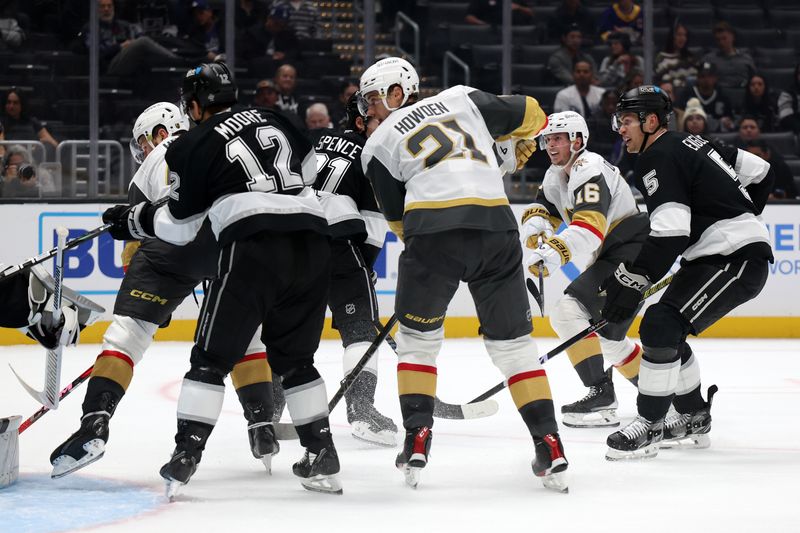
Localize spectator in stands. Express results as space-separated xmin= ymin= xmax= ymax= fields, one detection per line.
xmin=680 ymin=98 xmax=708 ymax=136
xmin=548 ymin=24 xmax=597 ymax=86
xmin=0 ymin=9 xmax=24 ymax=50
xmin=617 ymin=68 xmax=643 ymax=93
xmin=330 ymin=81 xmax=359 ymax=129
xmin=745 ymin=139 xmax=798 ymax=200
xmin=598 ymin=0 xmax=642 ymax=44
xmin=702 ymin=22 xmax=755 ymax=90
xmin=654 ymin=22 xmax=698 ymax=89
xmin=587 ymin=89 xmax=618 ymax=155
xmin=465 ymin=0 xmax=533 ymax=26
xmin=554 ymin=60 xmax=604 ymax=116
xmin=597 ymin=32 xmax=642 ymax=89
xmin=237 ymin=3 xmax=299 ymax=63
xmin=305 ymin=103 xmax=332 ymax=130
xmin=1 ymin=90 xmax=57 ymax=149
xmin=1 ymin=145 xmax=41 ymax=198
xmin=777 ymin=64 xmax=800 ymax=134
xmin=186 ymin=0 xmax=225 ymax=62
xmin=253 ymin=79 xmax=279 ymax=108
xmin=0 ymin=118 xmax=4 ymax=157
xmin=733 ymin=116 xmax=762 ymax=149
xmin=675 ymin=62 xmax=735 ymax=133
xmin=277 ymin=0 xmax=319 ymax=39
xmin=83 ymin=0 xmax=179 ymax=76
xmin=549 ymin=0 xmax=596 ymax=45
xmin=740 ymin=74 xmax=778 ymax=133
xmin=657 ymin=81 xmax=681 ymax=131
xmin=275 ymin=63 xmax=299 ymax=115
xmin=236 ymin=0 xmax=269 ymax=30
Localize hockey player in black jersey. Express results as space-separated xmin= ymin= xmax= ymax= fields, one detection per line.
xmin=50 ymin=103 xmax=276 ymax=479
xmin=102 ymin=63 xmax=341 ymax=496
xmin=601 ymin=85 xmax=773 ymax=460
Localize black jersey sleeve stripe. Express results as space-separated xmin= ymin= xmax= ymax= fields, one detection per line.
xmin=128 ymin=182 xmax=149 ymax=206
xmin=365 ymin=156 xmax=405 ymax=226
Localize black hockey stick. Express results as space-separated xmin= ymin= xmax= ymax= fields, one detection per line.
xmin=0 ymin=197 xmax=170 ymax=283
xmin=469 ymin=274 xmax=675 ymax=404
xmin=526 ymin=278 xmax=545 ymax=317
xmin=372 ymin=319 xmax=499 ymax=420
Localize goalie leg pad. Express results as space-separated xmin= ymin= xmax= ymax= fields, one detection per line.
xmin=0 ymin=416 xmax=21 ymax=489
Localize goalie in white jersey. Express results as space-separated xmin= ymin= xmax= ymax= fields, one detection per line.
xmin=520 ymin=111 xmax=650 ymax=428
xmin=360 ymin=57 xmax=568 ymax=492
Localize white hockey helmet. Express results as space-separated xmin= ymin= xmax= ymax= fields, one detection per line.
xmin=130 ymin=102 xmax=189 ymax=163
xmin=359 ymin=57 xmax=420 ymax=112
xmin=537 ymin=111 xmax=590 ymax=151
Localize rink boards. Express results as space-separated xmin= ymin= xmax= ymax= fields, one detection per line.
xmin=0 ymin=202 xmax=798 ymax=343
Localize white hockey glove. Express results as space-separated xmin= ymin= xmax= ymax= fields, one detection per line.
xmin=26 ymin=273 xmax=80 ymax=350
xmin=520 ymin=204 xmax=556 ymax=248
xmin=524 ymin=236 xmax=571 ymax=278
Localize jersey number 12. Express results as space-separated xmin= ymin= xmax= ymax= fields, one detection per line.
xmin=226 ymin=125 xmax=305 ymax=192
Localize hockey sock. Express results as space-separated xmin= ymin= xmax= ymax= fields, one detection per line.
xmin=672 ymin=342 xmax=704 ymax=413
xmin=636 ymin=349 xmax=680 ymax=421
xmin=566 ymin=334 xmax=606 ymax=387
xmin=82 ymin=350 xmax=134 ymax=416
xmin=284 ymin=365 xmax=332 ymax=453
xmin=175 ymin=365 xmax=226 ymax=454
xmin=231 ymin=351 xmax=273 ymax=423
xmin=397 ymin=363 xmax=436 ymax=430
xmin=508 ymin=370 xmax=558 ymax=438
xmin=613 ymin=343 xmax=642 ymax=386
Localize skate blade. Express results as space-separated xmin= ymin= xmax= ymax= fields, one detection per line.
xmin=351 ymin=422 xmax=398 ymax=447
xmin=605 ymin=442 xmax=660 ymax=461
xmin=258 ymin=454 xmax=273 ymax=475
xmin=398 ymin=464 xmax=423 ymax=489
xmin=300 ymin=474 xmax=343 ymax=495
xmin=562 ymin=410 xmax=619 ymax=428
xmin=541 ymin=471 xmax=569 ymax=494
xmin=50 ymin=440 xmax=106 ymax=479
xmin=164 ymin=478 xmax=186 ymax=502
xmin=660 ymin=433 xmax=710 ymax=450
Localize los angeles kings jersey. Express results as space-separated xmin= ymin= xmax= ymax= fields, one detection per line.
xmin=362 ymin=85 xmax=548 ymax=240
xmin=631 ymin=131 xmax=773 ymax=281
xmin=534 ymin=150 xmax=647 ymax=264
xmin=152 ymin=107 xmax=327 ymax=247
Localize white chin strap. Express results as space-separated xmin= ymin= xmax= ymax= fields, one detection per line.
xmin=553 ymin=145 xmax=584 ymax=170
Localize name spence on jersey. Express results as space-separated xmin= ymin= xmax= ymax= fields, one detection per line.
xmin=316 ymin=134 xmax=362 ymax=159
xmin=393 ymin=102 xmax=451 ymax=134
xmin=213 ymin=110 xmax=270 ymax=140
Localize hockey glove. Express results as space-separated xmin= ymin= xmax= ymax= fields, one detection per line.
xmin=600 ymin=263 xmax=651 ymax=323
xmin=524 ymin=236 xmax=570 ymax=277
xmin=520 ymin=204 xmax=556 ymax=248
xmin=102 ymin=202 xmax=157 ymax=241
xmin=515 ymin=139 xmax=537 ymax=170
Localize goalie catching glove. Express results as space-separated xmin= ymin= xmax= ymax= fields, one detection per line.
xmin=524 ymin=236 xmax=571 ymax=277
xmin=26 ymin=270 xmax=80 ymax=350
xmin=102 ymin=202 xmax=158 ymax=241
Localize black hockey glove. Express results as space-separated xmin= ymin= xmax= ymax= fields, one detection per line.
xmin=102 ymin=202 xmax=157 ymax=241
xmin=601 ymin=263 xmax=651 ymax=324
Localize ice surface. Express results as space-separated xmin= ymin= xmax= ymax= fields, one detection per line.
xmin=1 ymin=338 xmax=798 ymax=533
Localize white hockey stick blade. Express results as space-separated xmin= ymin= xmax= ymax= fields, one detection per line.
xmin=8 ymin=363 xmax=58 ymax=410
xmin=458 ymin=399 xmax=499 ymax=419
xmin=43 ymin=346 xmax=63 ymax=410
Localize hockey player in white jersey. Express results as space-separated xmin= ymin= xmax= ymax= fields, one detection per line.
xmin=51 ymin=103 xmax=277 ymax=480
xmin=360 ymin=57 xmax=568 ymax=492
xmin=520 ymin=111 xmax=650 ymax=428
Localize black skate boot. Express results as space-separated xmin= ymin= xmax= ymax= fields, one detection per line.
xmin=248 ymin=422 xmax=279 ymax=473
xmin=561 ymin=368 xmax=619 ymax=428
xmin=293 ymin=442 xmax=343 ymax=495
xmin=395 ymin=426 xmax=432 ymax=489
xmin=662 ymin=385 xmax=717 ymax=450
xmin=605 ymin=416 xmax=664 ymax=461
xmin=160 ymin=420 xmax=212 ymax=500
xmin=50 ymin=411 xmax=110 ymax=479
xmin=532 ymin=433 xmax=569 ymax=493
xmin=345 ymin=371 xmax=398 ymax=446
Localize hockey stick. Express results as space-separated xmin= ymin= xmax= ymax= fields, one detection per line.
xmin=469 ymin=274 xmax=675 ymax=404
xmin=18 ymin=365 xmax=94 ymax=434
xmin=526 ymin=278 xmax=545 ymax=317
xmin=371 ymin=318 xmax=499 ymax=420
xmin=274 ymin=315 xmax=400 ymax=440
xmin=9 ymin=227 xmax=69 ymax=409
xmin=0 ymin=197 xmax=170 ymax=284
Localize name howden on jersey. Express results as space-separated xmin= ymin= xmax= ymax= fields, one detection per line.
xmin=393 ymin=102 xmax=451 ymax=135
xmin=213 ymin=109 xmax=271 ymax=140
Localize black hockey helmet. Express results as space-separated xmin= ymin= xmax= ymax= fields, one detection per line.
xmin=342 ymin=91 xmax=370 ymax=134
xmin=181 ymin=62 xmax=238 ymax=120
xmin=615 ymin=85 xmax=673 ymax=129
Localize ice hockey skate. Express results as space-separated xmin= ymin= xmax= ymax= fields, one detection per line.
xmin=395 ymin=426 xmax=432 ymax=489
xmin=605 ymin=416 xmax=664 ymax=461
xmin=50 ymin=411 xmax=109 ymax=479
xmin=247 ymin=422 xmax=279 ymax=473
xmin=160 ymin=449 xmax=199 ymax=501
xmin=345 ymin=372 xmax=398 ymax=446
xmin=532 ymin=433 xmax=569 ymax=493
xmin=293 ymin=442 xmax=343 ymax=495
xmin=561 ymin=369 xmax=619 ymax=428
xmin=661 ymin=385 xmax=717 ymax=449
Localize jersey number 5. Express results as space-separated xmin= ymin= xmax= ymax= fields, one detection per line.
xmin=226 ymin=125 xmax=305 ymax=192
xmin=406 ymin=119 xmax=487 ymax=169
